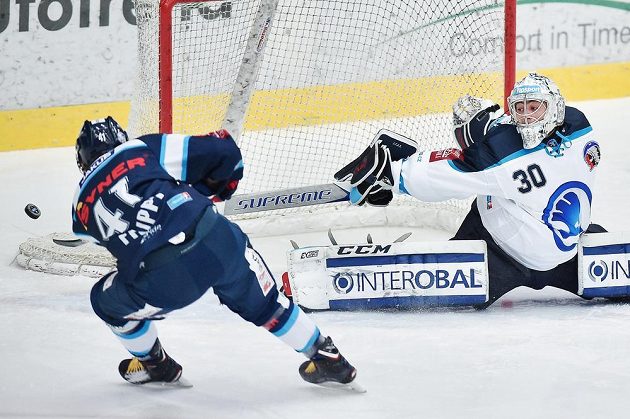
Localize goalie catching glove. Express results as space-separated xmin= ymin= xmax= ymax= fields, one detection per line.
xmin=334 ymin=129 xmax=417 ymax=206
xmin=453 ymin=95 xmax=501 ymax=149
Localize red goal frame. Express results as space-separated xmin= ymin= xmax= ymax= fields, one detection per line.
xmin=157 ymin=0 xmax=517 ymax=133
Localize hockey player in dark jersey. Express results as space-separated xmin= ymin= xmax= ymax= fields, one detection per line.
xmin=72 ymin=119 xmax=359 ymax=388
xmin=335 ymin=73 xmax=604 ymax=308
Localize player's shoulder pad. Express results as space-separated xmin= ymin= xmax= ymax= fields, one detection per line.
xmin=451 ymin=118 xmax=521 ymax=172
xmin=487 ymin=114 xmax=512 ymax=132
xmin=137 ymin=133 xmax=166 ymax=146
xmin=561 ymin=106 xmax=591 ymax=136
xmin=135 ymin=133 xmax=170 ymax=158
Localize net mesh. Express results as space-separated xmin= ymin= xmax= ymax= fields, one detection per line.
xmin=129 ymin=0 xmax=507 ymax=230
xmin=16 ymin=233 xmax=115 ymax=277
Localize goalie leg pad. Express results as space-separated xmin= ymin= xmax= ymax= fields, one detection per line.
xmin=287 ymin=240 xmax=489 ymax=311
xmin=578 ymin=232 xmax=630 ymax=298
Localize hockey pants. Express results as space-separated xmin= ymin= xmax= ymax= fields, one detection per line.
xmin=90 ymin=207 xmax=281 ymax=327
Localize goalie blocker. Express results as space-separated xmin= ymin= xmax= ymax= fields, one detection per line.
xmin=286 ymin=240 xmax=489 ymax=310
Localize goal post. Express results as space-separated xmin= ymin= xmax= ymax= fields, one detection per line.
xmin=504 ymin=0 xmax=517 ymax=109
xmin=131 ymin=0 xmax=518 ymax=232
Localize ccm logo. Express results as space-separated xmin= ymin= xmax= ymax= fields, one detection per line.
xmin=337 ymin=244 xmax=392 ymax=255
xmin=300 ymin=250 xmax=319 ymax=259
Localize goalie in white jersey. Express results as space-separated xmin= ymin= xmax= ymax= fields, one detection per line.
xmin=335 ymin=73 xmax=605 ymax=308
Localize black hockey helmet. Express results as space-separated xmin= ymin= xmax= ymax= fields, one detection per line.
xmin=75 ymin=116 xmax=129 ymax=173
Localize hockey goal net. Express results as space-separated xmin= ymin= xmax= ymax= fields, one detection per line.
xmin=129 ymin=0 xmax=516 ymax=233
xmin=17 ymin=0 xmax=516 ymax=276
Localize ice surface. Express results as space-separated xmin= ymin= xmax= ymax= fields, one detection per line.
xmin=1 ymin=98 xmax=629 ymax=418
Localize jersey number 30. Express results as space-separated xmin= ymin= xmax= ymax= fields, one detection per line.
xmin=512 ymin=164 xmax=546 ymax=193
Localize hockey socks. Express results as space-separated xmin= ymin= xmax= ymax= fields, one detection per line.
xmin=264 ymin=302 xmax=321 ymax=355
xmin=109 ymin=320 xmax=158 ymax=358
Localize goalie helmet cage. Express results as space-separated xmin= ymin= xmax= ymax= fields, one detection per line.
xmin=129 ymin=0 xmax=516 ymax=235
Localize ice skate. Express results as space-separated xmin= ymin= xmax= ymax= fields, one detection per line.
xmin=118 ymin=341 xmax=191 ymax=388
xmin=299 ymin=336 xmax=365 ymax=393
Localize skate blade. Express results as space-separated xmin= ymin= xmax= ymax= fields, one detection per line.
xmin=313 ymin=379 xmax=366 ymax=393
xmin=142 ymin=376 xmax=193 ymax=389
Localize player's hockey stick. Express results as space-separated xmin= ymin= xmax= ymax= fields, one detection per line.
xmin=221 ymin=182 xmax=350 ymax=216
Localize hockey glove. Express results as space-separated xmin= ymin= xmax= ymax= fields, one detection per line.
xmin=199 ymin=163 xmax=243 ymax=202
xmin=209 ymin=178 xmax=241 ymax=203
xmin=336 ymin=130 xmax=417 ymax=207
xmin=334 ymin=142 xmax=382 ymax=187
xmin=348 ymin=181 xmax=394 ymax=207
xmin=453 ymin=95 xmax=501 ymax=149
xmin=366 ymin=189 xmax=394 ymax=207
xmin=341 ymin=144 xmax=394 ymax=206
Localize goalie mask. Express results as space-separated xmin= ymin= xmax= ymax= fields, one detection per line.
xmin=75 ymin=116 xmax=129 ymax=173
xmin=507 ymin=73 xmax=565 ymax=149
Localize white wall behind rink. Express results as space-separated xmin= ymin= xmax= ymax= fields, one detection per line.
xmin=1 ymin=1 xmax=629 ymax=111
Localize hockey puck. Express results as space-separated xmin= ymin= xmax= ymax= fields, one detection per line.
xmin=25 ymin=203 xmax=41 ymax=219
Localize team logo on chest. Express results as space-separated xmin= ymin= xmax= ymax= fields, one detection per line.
xmin=542 ymin=181 xmax=592 ymax=252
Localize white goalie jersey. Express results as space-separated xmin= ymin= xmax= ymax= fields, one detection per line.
xmin=392 ymin=106 xmax=600 ymax=271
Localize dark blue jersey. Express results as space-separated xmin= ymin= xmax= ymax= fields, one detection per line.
xmin=451 ymin=106 xmax=591 ymax=172
xmin=72 ymin=131 xmax=243 ymax=279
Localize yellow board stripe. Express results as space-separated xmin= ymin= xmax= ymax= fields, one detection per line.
xmin=0 ymin=103 xmax=130 ymax=151
xmin=171 ymin=72 xmax=503 ymax=133
xmin=242 ymin=72 xmax=503 ymax=131
xmin=517 ymin=61 xmax=630 ymax=101
xmin=1 ymin=61 xmax=629 ymax=152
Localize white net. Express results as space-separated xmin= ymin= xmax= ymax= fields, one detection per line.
xmin=16 ymin=233 xmax=115 ymax=277
xmin=129 ymin=0 xmax=509 ymax=233
xmin=17 ymin=1 xmax=511 ymax=277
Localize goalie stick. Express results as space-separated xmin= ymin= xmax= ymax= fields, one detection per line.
xmin=223 ymin=128 xmax=416 ymax=216
xmin=40 ymin=181 xmax=349 ymax=254
xmin=222 ymin=182 xmax=350 ymax=216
